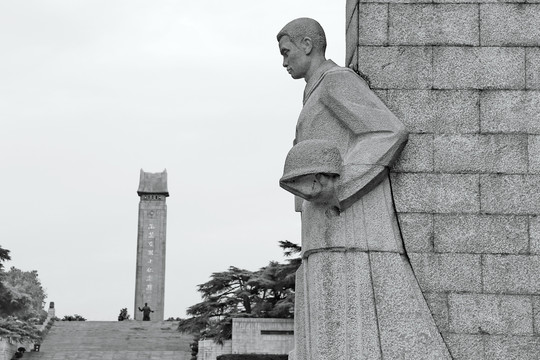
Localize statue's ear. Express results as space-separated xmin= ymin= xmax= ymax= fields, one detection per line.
xmin=301 ymin=37 xmax=313 ymax=55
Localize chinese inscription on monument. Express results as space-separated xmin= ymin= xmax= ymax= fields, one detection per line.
xmin=134 ymin=170 xmax=169 ymax=321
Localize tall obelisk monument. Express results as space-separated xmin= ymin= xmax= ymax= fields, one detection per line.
xmin=134 ymin=169 xmax=169 ymax=321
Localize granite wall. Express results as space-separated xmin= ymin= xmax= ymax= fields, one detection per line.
xmin=345 ymin=0 xmax=540 ymax=358
xmin=198 ymin=318 xmax=294 ymax=360
xmin=198 ymin=340 xmax=233 ymax=360
xmin=0 ymin=338 xmax=20 ymax=360
xmin=231 ymin=318 xmax=294 ymax=355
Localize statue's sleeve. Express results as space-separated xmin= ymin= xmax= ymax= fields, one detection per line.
xmin=320 ymin=69 xmax=408 ymax=209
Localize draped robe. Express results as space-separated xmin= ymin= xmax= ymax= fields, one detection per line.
xmin=287 ymin=60 xmax=451 ymax=360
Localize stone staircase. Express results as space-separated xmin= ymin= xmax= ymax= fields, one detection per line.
xmin=23 ymin=321 xmax=192 ymax=360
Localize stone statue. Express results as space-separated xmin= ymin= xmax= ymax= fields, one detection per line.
xmin=277 ymin=18 xmax=451 ymax=360
xmin=138 ymin=303 xmax=154 ymax=321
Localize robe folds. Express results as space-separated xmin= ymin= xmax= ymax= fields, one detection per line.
xmin=288 ymin=60 xmax=451 ymax=360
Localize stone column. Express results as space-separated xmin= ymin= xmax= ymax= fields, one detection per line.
xmin=48 ymin=302 xmax=55 ymax=318
xmin=134 ymin=169 xmax=169 ymax=321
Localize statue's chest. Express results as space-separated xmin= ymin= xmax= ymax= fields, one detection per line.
xmin=296 ymin=93 xmax=350 ymax=146
xmin=296 ymin=95 xmax=327 ymax=141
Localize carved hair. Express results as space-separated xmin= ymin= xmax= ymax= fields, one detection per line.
xmin=277 ymin=17 xmax=327 ymax=53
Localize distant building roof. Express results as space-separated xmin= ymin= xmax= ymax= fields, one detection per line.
xmin=137 ymin=169 xmax=169 ymax=196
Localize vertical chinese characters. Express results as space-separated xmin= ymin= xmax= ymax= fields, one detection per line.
xmin=145 ymin=221 xmax=155 ymax=302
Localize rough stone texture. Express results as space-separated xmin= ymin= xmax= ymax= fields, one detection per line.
xmin=385 ymin=90 xmax=480 ymax=134
xmin=480 ymin=91 xmax=540 ymax=134
xmin=391 ymin=173 xmax=479 ymax=213
xmin=392 ymin=133 xmax=433 ymax=172
xmin=358 ymin=46 xmax=432 ymax=89
xmin=281 ymin=52 xmax=437 ymax=358
xmin=370 ymin=253 xmax=452 ymax=359
xmin=529 ymin=136 xmax=540 ymax=173
xmin=484 ymin=336 xmax=540 ymax=360
xmin=26 ymin=321 xmax=192 ymax=360
xmin=199 ymin=340 xmax=232 ymax=360
xmin=481 ymin=174 xmax=540 ymax=214
xmin=534 ymin=296 xmax=540 ymax=334
xmin=342 ymin=254 xmax=381 ymax=359
xmin=397 ymin=213 xmax=433 ymax=252
xmin=346 ymin=0 xmax=358 ymax=27
xmin=448 ymin=294 xmax=534 ymax=335
xmin=434 ymin=134 xmax=528 ymax=173
xmin=527 ymin=48 xmax=540 ymax=89
xmin=134 ymin=170 xmax=168 ymax=321
xmin=346 ymin=3 xmax=359 ymax=69
xmin=358 ymin=4 xmax=388 ymax=45
xmin=434 ymin=215 xmax=528 ymax=254
xmin=442 ymin=333 xmax=485 ymax=360
xmin=408 ymin=253 xmax=481 ymax=292
xmin=361 ymin=0 xmax=540 ymax=2
xmin=353 ymin=1 xmax=540 ymax=357
xmin=481 ymin=4 xmax=540 ymax=46
xmin=389 ymin=4 xmax=479 ymax=46
xmin=433 ymin=47 xmax=525 ymax=89
xmin=231 ymin=318 xmax=294 ymax=355
xmin=530 ymin=215 xmax=540 ymax=255
xmin=348 ymin=47 xmax=358 ymax=74
xmin=483 ymin=255 xmax=540 ymax=294
xmin=296 ymin=251 xmax=383 ymax=360
xmin=373 ymin=89 xmax=387 ymax=99
xmin=137 ymin=169 xmax=169 ymax=195
xmin=360 ymin=0 xmax=430 ymax=3
xmin=424 ymin=292 xmax=449 ymax=332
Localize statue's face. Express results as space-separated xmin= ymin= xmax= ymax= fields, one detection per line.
xmin=279 ymin=36 xmax=310 ymax=80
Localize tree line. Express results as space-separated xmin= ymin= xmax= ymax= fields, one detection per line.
xmin=0 ymin=245 xmax=47 ymax=342
xmin=178 ymin=241 xmax=301 ymax=344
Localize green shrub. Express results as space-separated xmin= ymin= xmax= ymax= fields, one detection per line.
xmin=217 ymin=355 xmax=288 ymax=360
xmin=61 ymin=314 xmax=86 ymax=321
xmin=0 ymin=317 xmax=41 ymax=342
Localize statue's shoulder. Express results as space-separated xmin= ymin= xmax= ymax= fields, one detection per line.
xmin=320 ymin=64 xmax=353 ymax=80
xmin=320 ymin=64 xmax=370 ymax=93
xmin=326 ymin=64 xmax=356 ymax=75
xmin=305 ymin=61 xmax=369 ymax=104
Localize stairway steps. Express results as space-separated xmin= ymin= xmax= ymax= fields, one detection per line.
xmin=23 ymin=321 xmax=193 ymax=360
xmin=24 ymin=350 xmax=190 ymax=360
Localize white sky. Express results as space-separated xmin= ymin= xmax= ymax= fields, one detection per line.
xmin=0 ymin=1 xmax=345 ymax=321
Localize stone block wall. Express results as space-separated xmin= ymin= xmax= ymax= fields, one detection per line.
xmin=198 ymin=319 xmax=294 ymax=360
xmin=0 ymin=338 xmax=18 ymax=360
xmin=198 ymin=340 xmax=233 ymax=360
xmin=231 ymin=318 xmax=294 ymax=355
xmin=1 ymin=334 xmax=36 ymax=360
xmin=346 ymin=0 xmax=540 ymax=358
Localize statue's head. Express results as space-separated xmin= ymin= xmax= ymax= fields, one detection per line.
xmin=277 ymin=18 xmax=327 ymax=80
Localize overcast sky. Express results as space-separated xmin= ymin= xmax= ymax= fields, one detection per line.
xmin=0 ymin=1 xmax=345 ymax=320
